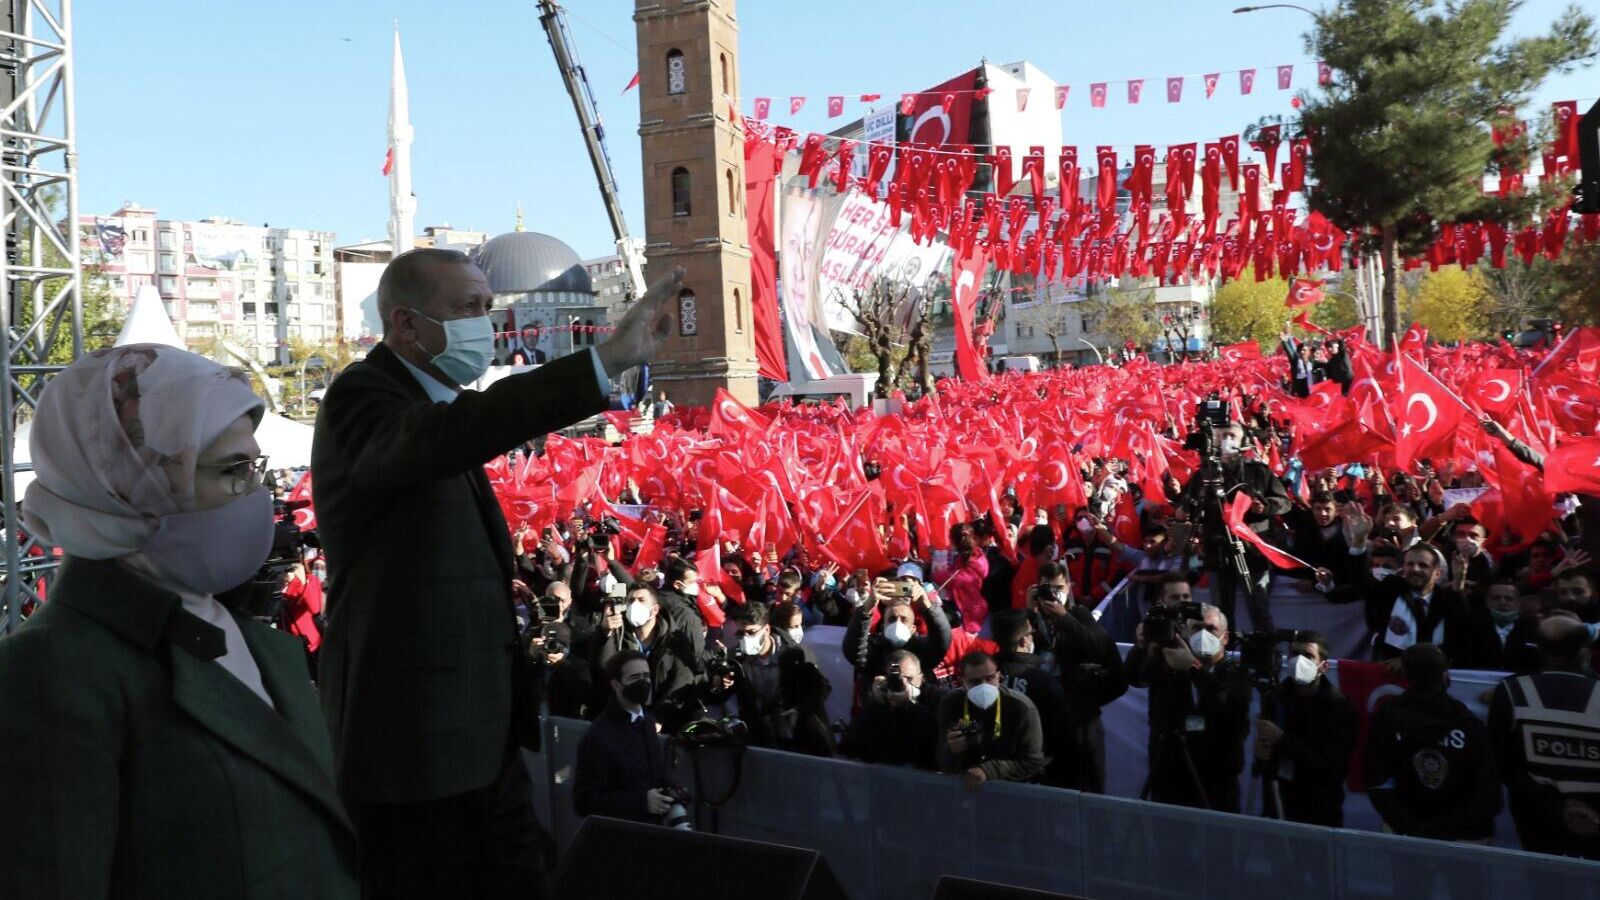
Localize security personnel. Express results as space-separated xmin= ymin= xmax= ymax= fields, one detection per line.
xmin=1365 ymin=643 xmax=1502 ymax=842
xmin=1489 ymin=616 xmax=1600 ymax=859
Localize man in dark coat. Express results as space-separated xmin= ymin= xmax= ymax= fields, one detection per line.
xmin=573 ymin=650 xmax=681 ymax=824
xmin=1253 ymin=631 xmax=1358 ymax=826
xmin=1365 ymin=543 xmax=1487 ymax=667
xmin=313 ymin=248 xmax=678 ymax=899
xmin=592 ymin=585 xmax=709 ymax=732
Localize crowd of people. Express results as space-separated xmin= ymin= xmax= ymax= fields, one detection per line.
xmin=1 ymin=246 xmax=1595 ymax=900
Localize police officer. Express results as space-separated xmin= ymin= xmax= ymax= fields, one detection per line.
xmin=1489 ymin=616 xmax=1600 ymax=859
xmin=1365 ymin=643 xmax=1502 ymax=841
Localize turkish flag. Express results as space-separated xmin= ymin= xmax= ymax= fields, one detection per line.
xmin=1055 ymin=85 xmax=1069 ymax=109
xmin=1167 ymin=76 xmax=1184 ymax=103
xmin=1015 ymin=87 xmax=1030 ymax=111
xmin=822 ymin=489 xmax=893 ymax=574
xmin=1218 ymin=340 xmax=1262 ymax=362
xmin=1127 ymin=79 xmax=1144 ymax=104
xmin=1277 ymin=65 xmax=1294 ymax=90
xmin=381 ymin=147 xmax=393 ymax=176
xmin=827 ymin=95 xmax=844 ymax=117
xmin=1204 ymin=73 xmax=1220 ymax=98
xmin=1533 ymin=325 xmax=1600 ymax=380
xmin=1285 ymin=277 xmax=1325 ymax=308
xmin=1545 ymin=435 xmax=1600 ymax=495
xmin=1095 ymin=146 xmax=1118 ymax=209
xmin=1317 ymin=61 xmax=1333 ymax=85
xmin=630 ymin=523 xmax=667 ymax=576
xmin=1225 ymin=492 xmax=1312 ymax=571
xmin=950 ymin=241 xmax=991 ymax=382
xmin=709 ymin=387 xmax=770 ymax=439
xmin=1239 ymin=68 xmax=1256 ymax=95
xmin=1036 ymin=443 xmax=1087 ymax=511
xmin=1090 ymin=82 xmax=1108 ymax=108
xmin=1339 ymin=660 xmax=1410 ymax=791
xmin=1553 ymin=100 xmax=1580 ymax=160
xmin=901 ymin=93 xmax=916 ymax=115
xmin=1399 ymin=322 xmax=1428 ymax=354
xmin=1493 ymin=441 xmax=1553 ymax=549
xmin=1392 ymin=352 xmax=1469 ymax=470
xmin=789 ymin=96 xmax=805 ymax=115
xmin=1467 ymin=368 xmax=1522 ymax=416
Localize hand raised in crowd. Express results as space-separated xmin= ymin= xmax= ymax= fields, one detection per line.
xmin=1426 ymin=478 xmax=1445 ymax=509
xmin=1342 ymin=503 xmax=1372 ymax=547
xmin=511 ymin=579 xmax=534 ymax=605
xmin=594 ymin=266 xmax=683 ymax=377
xmin=1161 ymin=642 xmax=1199 ymax=672
xmin=1553 ymin=547 xmax=1593 ymax=577
xmin=1313 ymin=568 xmax=1335 ymax=590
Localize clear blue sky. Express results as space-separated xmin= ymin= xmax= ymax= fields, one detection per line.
xmin=77 ymin=0 xmax=1595 ymax=260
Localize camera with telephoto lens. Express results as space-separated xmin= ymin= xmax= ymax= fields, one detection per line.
xmin=1239 ymin=629 xmax=1302 ymax=689
xmin=1196 ymin=397 xmax=1231 ymax=429
xmin=659 ymin=785 xmax=693 ymax=830
xmin=703 ymin=646 xmax=744 ymax=701
xmin=1142 ymin=601 xmax=1204 ymax=647
xmin=885 ymin=662 xmax=907 ymax=694
xmin=958 ymin=719 xmax=985 ymax=742
xmin=539 ymin=624 xmax=567 ymax=658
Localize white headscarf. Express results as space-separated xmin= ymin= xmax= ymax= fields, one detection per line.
xmin=22 ymin=344 xmax=264 ymax=559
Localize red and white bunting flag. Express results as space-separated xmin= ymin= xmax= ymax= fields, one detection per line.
xmin=753 ymin=97 xmax=771 ymax=119
xmin=381 ymin=147 xmax=393 ymax=176
xmin=1239 ymin=69 xmax=1257 ymax=94
xmin=941 ymin=91 xmax=956 ymax=113
xmin=1127 ymin=79 xmax=1144 ymax=104
xmin=1277 ymin=65 xmax=1294 ymax=90
xmin=1015 ymin=87 xmax=1030 ymax=111
xmin=901 ymin=93 xmax=916 ymax=115
xmin=789 ymin=96 xmax=805 ymax=115
xmin=1054 ymin=85 xmax=1069 ymax=109
xmin=858 ymin=92 xmax=881 ymax=102
xmin=1204 ymin=72 xmax=1220 ymax=98
xmin=827 ymin=95 xmax=844 ymax=117
xmin=1090 ymin=82 xmax=1108 ymax=108
xmin=622 ymin=71 xmax=640 ymax=94
xmin=1317 ymin=61 xmax=1332 ymax=85
xmin=1166 ymin=76 xmax=1184 ymax=103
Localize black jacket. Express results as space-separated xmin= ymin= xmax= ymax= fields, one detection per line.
xmin=313 ymin=343 xmax=606 ymax=803
xmin=1489 ymin=669 xmax=1600 ymax=858
xmin=1364 ymin=579 xmax=1488 ymax=668
xmin=1366 ymin=689 xmax=1501 ymax=840
xmin=1264 ymin=676 xmax=1357 ymax=827
xmin=935 ymin=687 xmax=1048 ymax=783
xmin=843 ymin=690 xmax=941 ymax=770
xmin=1182 ymin=457 xmax=1292 ymax=569
xmin=573 ymin=700 xmax=670 ymax=823
xmin=1472 ymin=613 xmax=1541 ymax=675
xmin=1126 ymin=647 xmax=1254 ymax=813
xmin=592 ymin=616 xmax=708 ymax=733
xmin=980 ymin=544 xmax=1017 ymax=618
xmin=1051 ymin=606 xmax=1129 ymax=721
xmin=1287 ymin=511 xmax=1356 ymax=578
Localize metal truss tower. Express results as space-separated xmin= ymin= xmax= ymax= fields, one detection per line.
xmin=0 ymin=0 xmax=79 ymax=634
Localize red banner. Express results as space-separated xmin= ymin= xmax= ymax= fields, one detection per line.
xmin=899 ymin=68 xmax=978 ymax=148
xmin=950 ymin=241 xmax=990 ymax=381
xmin=744 ymin=133 xmax=788 ymax=382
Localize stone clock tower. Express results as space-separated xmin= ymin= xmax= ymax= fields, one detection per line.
xmin=633 ymin=0 xmax=759 ymax=406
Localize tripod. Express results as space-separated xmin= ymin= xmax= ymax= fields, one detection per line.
xmin=1246 ymin=685 xmax=1286 ymax=820
xmin=1139 ymin=726 xmax=1211 ymax=811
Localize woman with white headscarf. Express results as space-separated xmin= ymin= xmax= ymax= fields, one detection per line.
xmin=0 ymin=345 xmax=357 ymax=899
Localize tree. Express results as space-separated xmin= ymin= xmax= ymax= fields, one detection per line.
xmin=1015 ymin=298 xmax=1076 ymax=363
xmin=835 ymin=278 xmax=917 ymax=400
xmin=1543 ymin=239 xmax=1600 ymax=326
xmin=1308 ymin=289 xmax=1361 ymax=332
xmin=1081 ymin=284 xmax=1159 ymax=351
xmin=1300 ymin=0 xmax=1595 ymax=346
xmin=1211 ymin=273 xmax=1291 ymax=350
xmin=1402 ymin=265 xmax=1491 ymax=341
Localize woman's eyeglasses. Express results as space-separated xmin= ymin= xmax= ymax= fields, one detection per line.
xmin=197 ymin=455 xmax=271 ymax=496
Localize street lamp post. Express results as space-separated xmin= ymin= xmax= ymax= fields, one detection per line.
xmin=1232 ymin=4 xmax=1319 ymax=16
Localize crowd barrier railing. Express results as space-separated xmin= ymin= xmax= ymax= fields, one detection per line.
xmin=525 ymin=716 xmax=1600 ymax=900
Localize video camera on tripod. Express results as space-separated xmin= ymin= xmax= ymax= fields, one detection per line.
xmin=1141 ymin=600 xmax=1205 ymax=647
xmin=1184 ymin=397 xmax=1250 ymax=579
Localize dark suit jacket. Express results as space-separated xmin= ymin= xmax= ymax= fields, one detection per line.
xmin=0 ymin=557 xmax=357 ymax=899
xmin=1364 ymin=578 xmax=1487 ymax=667
xmin=313 ymin=343 xmax=605 ymax=804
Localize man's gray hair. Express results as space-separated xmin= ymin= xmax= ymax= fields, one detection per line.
xmin=1200 ymin=602 xmax=1228 ymax=634
xmin=377 ymin=247 xmax=474 ymax=333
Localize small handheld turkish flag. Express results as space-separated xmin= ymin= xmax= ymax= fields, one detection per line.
xmin=1090 ymin=82 xmax=1107 ymax=108
xmin=789 ymin=96 xmax=805 ymax=115
xmin=1399 ymin=323 xmax=1428 ymax=354
xmin=1167 ymin=77 xmax=1183 ymax=103
xmin=753 ymin=97 xmax=771 ymax=119
xmin=1239 ymin=69 xmax=1256 ymax=95
xmin=1285 ymin=277 xmax=1325 ymax=308
xmin=827 ymin=96 xmax=844 ymax=117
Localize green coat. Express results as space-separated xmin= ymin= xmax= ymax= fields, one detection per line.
xmin=0 ymin=557 xmax=358 ymax=899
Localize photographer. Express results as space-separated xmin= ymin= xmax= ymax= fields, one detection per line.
xmin=1026 ymin=567 xmax=1128 ymax=792
xmin=842 ymin=650 xmax=941 ymax=770
xmin=592 ymin=585 xmax=707 ymax=732
xmin=936 ymin=651 xmax=1047 ymax=790
xmin=570 ymin=521 xmax=636 ymax=611
xmin=843 ymin=577 xmax=952 ymax=704
xmin=724 ymin=602 xmax=826 ymax=749
xmin=1181 ymin=419 xmax=1291 ymax=634
xmin=573 ymin=650 xmax=686 ymax=826
xmin=992 ymin=612 xmax=1076 ymax=788
xmin=1125 ymin=603 xmax=1253 ymax=812
xmin=1253 ymin=631 xmax=1357 ymax=826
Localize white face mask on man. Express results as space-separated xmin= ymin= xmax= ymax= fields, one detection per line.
xmin=884 ymin=620 xmax=913 ymax=646
xmin=626 ymin=601 xmax=654 ymax=628
xmin=1292 ymin=653 xmax=1320 ymax=686
xmin=966 ymin=682 xmax=1000 ymax=710
xmin=1188 ymin=628 xmax=1222 ymax=659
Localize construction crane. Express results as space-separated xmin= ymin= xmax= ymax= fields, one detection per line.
xmin=536 ymin=0 xmax=647 ymax=303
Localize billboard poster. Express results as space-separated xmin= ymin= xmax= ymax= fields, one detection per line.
xmin=814 ymin=188 xmax=951 ymax=333
xmin=190 ymin=222 xmax=260 ymax=271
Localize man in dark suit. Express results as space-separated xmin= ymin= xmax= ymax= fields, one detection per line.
xmin=313 ymin=248 xmax=678 ymax=899
xmin=1365 ymin=543 xmax=1487 ymax=668
xmin=573 ymin=649 xmax=681 ymax=824
xmin=508 ymin=326 xmax=549 ymax=366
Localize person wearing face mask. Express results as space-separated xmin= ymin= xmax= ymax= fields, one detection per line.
xmin=1181 ymin=421 xmax=1292 ymax=635
xmin=569 ymin=525 xmax=637 ymax=620
xmin=1125 ymin=603 xmax=1253 ymax=812
xmin=573 ymin=651 xmax=681 ymax=823
xmin=1027 ymin=565 xmax=1129 ymax=792
xmin=312 ymin=249 xmax=681 ymax=898
xmin=1366 ymin=643 xmax=1501 ymax=843
xmin=843 ymin=650 xmax=942 ymax=769
xmin=1366 ymin=543 xmax=1488 ymax=668
xmin=936 ymin=651 xmax=1047 ymax=790
xmin=1490 ymin=616 xmax=1600 ymax=859
xmin=1470 ymin=580 xmax=1542 ymax=674
xmin=0 ymin=346 xmax=357 ymax=899
xmin=843 ymin=578 xmax=952 ymax=705
xmin=658 ymin=556 xmax=719 ymax=638
xmin=592 ymin=586 xmax=707 ymax=731
xmin=724 ymin=602 xmax=826 ymax=749
xmin=1252 ymin=632 xmax=1357 ymax=825
xmin=770 ymin=600 xmax=807 ymax=648
xmin=1448 ymin=517 xmax=1495 ymax=593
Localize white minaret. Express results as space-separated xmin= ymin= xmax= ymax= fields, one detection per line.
xmin=388 ymin=23 xmax=416 ymax=254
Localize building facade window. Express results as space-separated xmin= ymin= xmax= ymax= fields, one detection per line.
xmin=725 ymin=168 xmax=736 ymax=216
xmin=666 ymin=49 xmax=686 ymax=95
xmin=671 ymin=167 xmax=691 ymax=217
xmin=733 ymin=287 xmax=743 ymax=332
xmin=719 ymin=52 xmax=729 ymax=96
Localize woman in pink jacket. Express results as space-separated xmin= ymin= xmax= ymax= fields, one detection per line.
xmin=933 ymin=522 xmax=991 ymax=635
